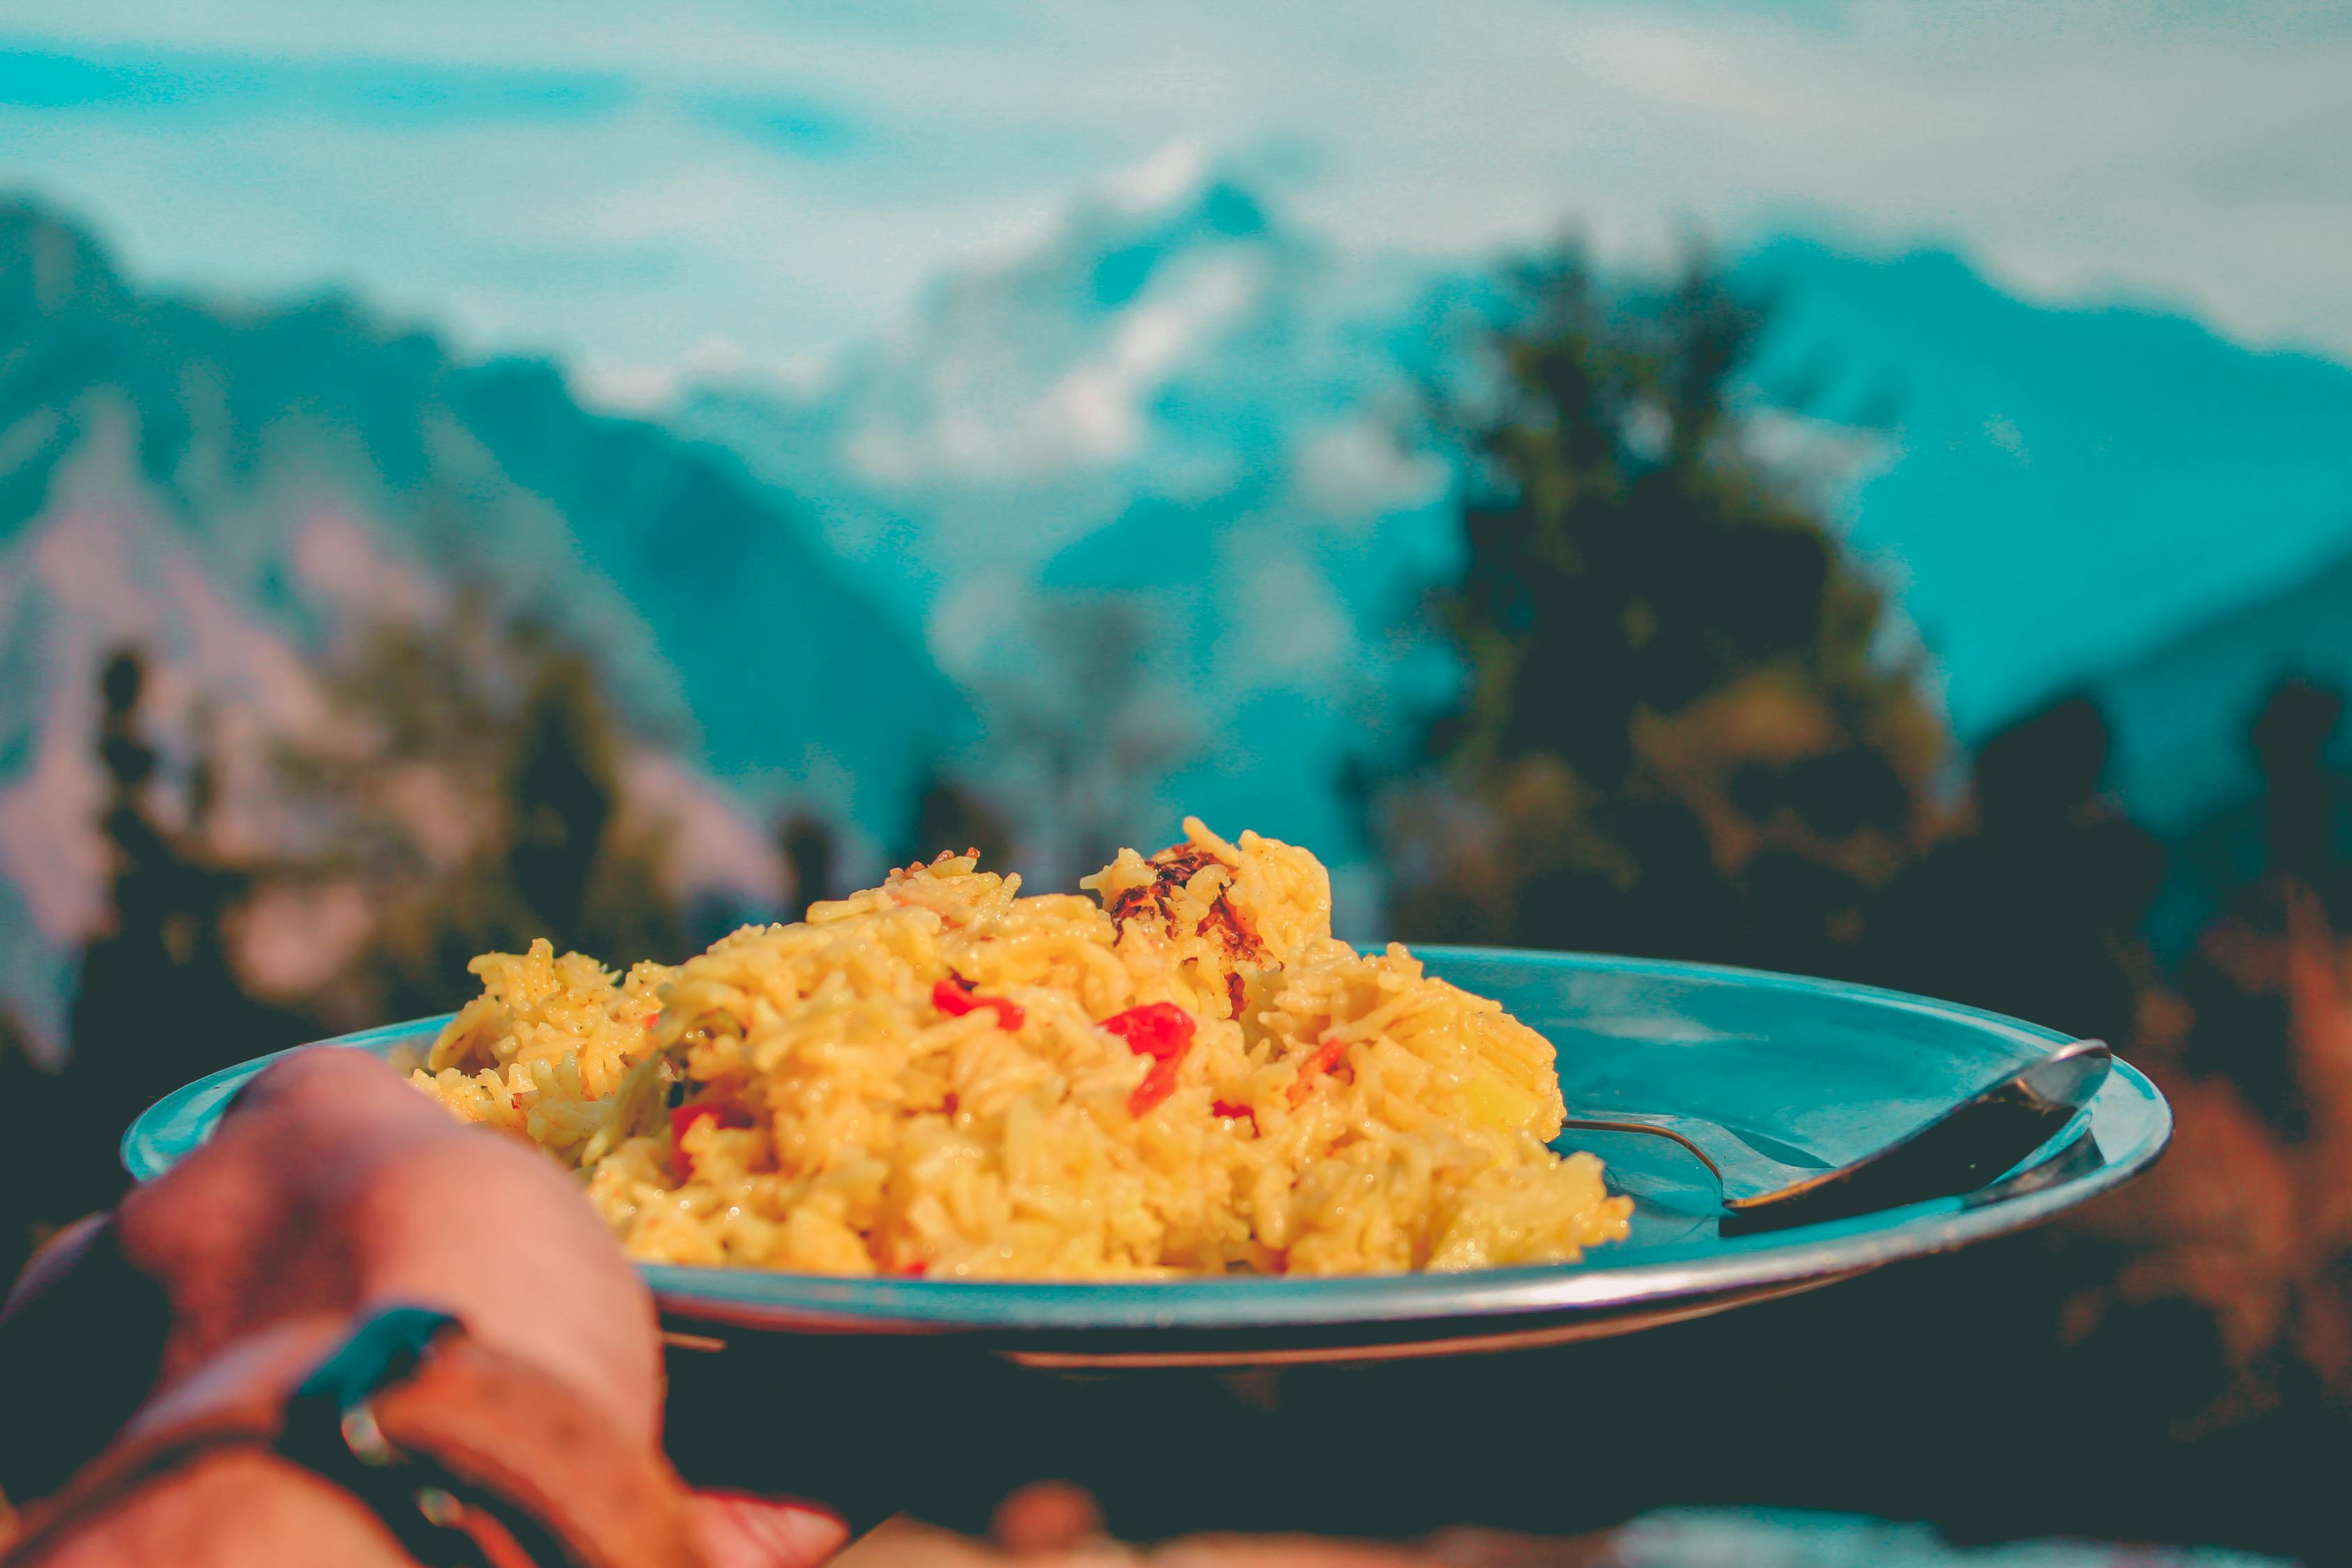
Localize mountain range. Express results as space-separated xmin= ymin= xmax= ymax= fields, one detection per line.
xmin=0 ymin=197 xmax=960 ymax=1054
xmin=8 ymin=163 xmax=2352 ymax=1053
xmin=1740 ymin=236 xmax=2352 ymax=774
xmin=679 ymin=166 xmax=2352 ymax=900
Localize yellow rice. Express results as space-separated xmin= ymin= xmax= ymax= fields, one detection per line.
xmin=414 ymin=820 xmax=1631 ymax=1277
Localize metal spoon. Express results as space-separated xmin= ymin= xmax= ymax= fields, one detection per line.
xmin=1558 ymin=1037 xmax=2113 ymax=1229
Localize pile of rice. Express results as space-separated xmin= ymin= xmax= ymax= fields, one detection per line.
xmin=414 ymin=820 xmax=1631 ymax=1278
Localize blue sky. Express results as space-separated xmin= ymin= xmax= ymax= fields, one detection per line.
xmin=2 ymin=1 xmax=2349 ymax=405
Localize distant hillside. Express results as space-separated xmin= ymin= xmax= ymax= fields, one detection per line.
xmin=1741 ymin=238 xmax=2352 ymax=746
xmin=0 ymin=197 xmax=962 ymax=1052
xmin=2088 ymin=533 xmax=2352 ymax=954
xmin=2084 ymin=530 xmax=2352 ymax=834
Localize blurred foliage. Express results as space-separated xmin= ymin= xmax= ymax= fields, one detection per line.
xmin=40 ymin=650 xmax=310 ymax=1222
xmin=1385 ymin=249 xmax=1941 ymax=975
xmin=1362 ymin=238 xmax=2352 ymax=1550
xmin=778 ymin=810 xmax=844 ymax=913
xmin=270 ymin=589 xmax=689 ymax=1027
xmin=0 ymin=601 xmax=696 ymax=1252
xmin=900 ymin=769 xmax=1019 ymax=880
xmin=1865 ymin=695 xmax=2165 ymax=1048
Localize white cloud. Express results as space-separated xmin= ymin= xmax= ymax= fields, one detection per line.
xmin=1106 ymin=140 xmax=1207 ymax=213
xmin=1293 ymin=418 xmax=1445 ymax=522
xmin=1036 ymin=256 xmax=1255 ymax=463
xmin=1222 ymin=553 xmax=1348 ymax=685
xmin=572 ymin=333 xmax=754 ymax=413
xmin=845 ymin=247 xmax=1263 ymax=481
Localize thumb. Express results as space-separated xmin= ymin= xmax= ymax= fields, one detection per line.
xmin=692 ymin=1491 xmax=852 ymax=1568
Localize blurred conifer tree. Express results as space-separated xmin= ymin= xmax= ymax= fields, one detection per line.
xmin=57 ymin=649 xmax=308 ymax=1217
xmin=779 ymin=810 xmax=843 ymax=914
xmin=898 ymin=771 xmax=1018 ymax=879
xmin=277 ymin=594 xmax=686 ymax=1027
xmin=1386 ymin=250 xmax=1941 ymax=974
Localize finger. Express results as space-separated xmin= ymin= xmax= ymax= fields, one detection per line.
xmin=217 ymin=1045 xmax=452 ymax=1148
xmin=991 ymin=1480 xmax=1105 ymax=1555
xmin=134 ymin=1042 xmax=668 ymax=1440
xmin=691 ymin=1493 xmax=852 ymax=1568
xmin=0 ymin=1216 xmax=171 ymax=1502
xmin=346 ymin=1124 xmax=666 ymax=1440
xmin=129 ymin=1048 xmax=451 ymax=1276
xmin=121 ymin=1045 xmax=500 ymax=1329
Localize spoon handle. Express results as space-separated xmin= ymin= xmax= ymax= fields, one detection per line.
xmin=1746 ymin=1038 xmax=2110 ymax=1224
xmin=1562 ymin=1038 xmax=2114 ymax=1225
xmin=1555 ymin=1110 xmax=1817 ymax=1207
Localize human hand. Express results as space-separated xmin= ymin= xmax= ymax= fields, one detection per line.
xmin=0 ymin=1047 xmax=846 ymax=1568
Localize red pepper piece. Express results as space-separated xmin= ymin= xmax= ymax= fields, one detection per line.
xmin=1287 ymin=1036 xmax=1348 ymax=1107
xmin=670 ymin=1100 xmax=756 ymax=1180
xmin=1100 ymin=1002 xmax=1195 ymax=1059
xmin=1130 ymin=1056 xmax=1184 ymax=1117
xmin=932 ymin=977 xmax=1024 ymax=1031
xmin=899 ymin=1261 xmax=928 ymax=1278
xmin=1103 ymin=1003 xmax=1197 ymax=1117
xmin=1211 ymin=1100 xmax=1256 ymax=1128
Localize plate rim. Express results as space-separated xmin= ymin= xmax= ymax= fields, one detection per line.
xmin=121 ymin=944 xmax=2173 ymax=1337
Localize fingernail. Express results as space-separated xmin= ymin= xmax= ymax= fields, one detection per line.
xmin=707 ymin=1495 xmax=851 ymax=1567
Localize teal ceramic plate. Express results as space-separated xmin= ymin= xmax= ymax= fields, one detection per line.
xmin=123 ymin=948 xmax=2169 ymax=1367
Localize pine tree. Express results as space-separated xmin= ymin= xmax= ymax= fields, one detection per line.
xmin=504 ymin=650 xmax=620 ymax=947
xmin=778 ymin=810 xmax=841 ymax=913
xmin=59 ymin=649 xmax=306 ymax=1217
xmin=898 ymin=770 xmax=1017 ymax=876
xmin=278 ymin=599 xmax=688 ymax=1025
xmin=1386 ymin=251 xmax=1939 ymax=976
